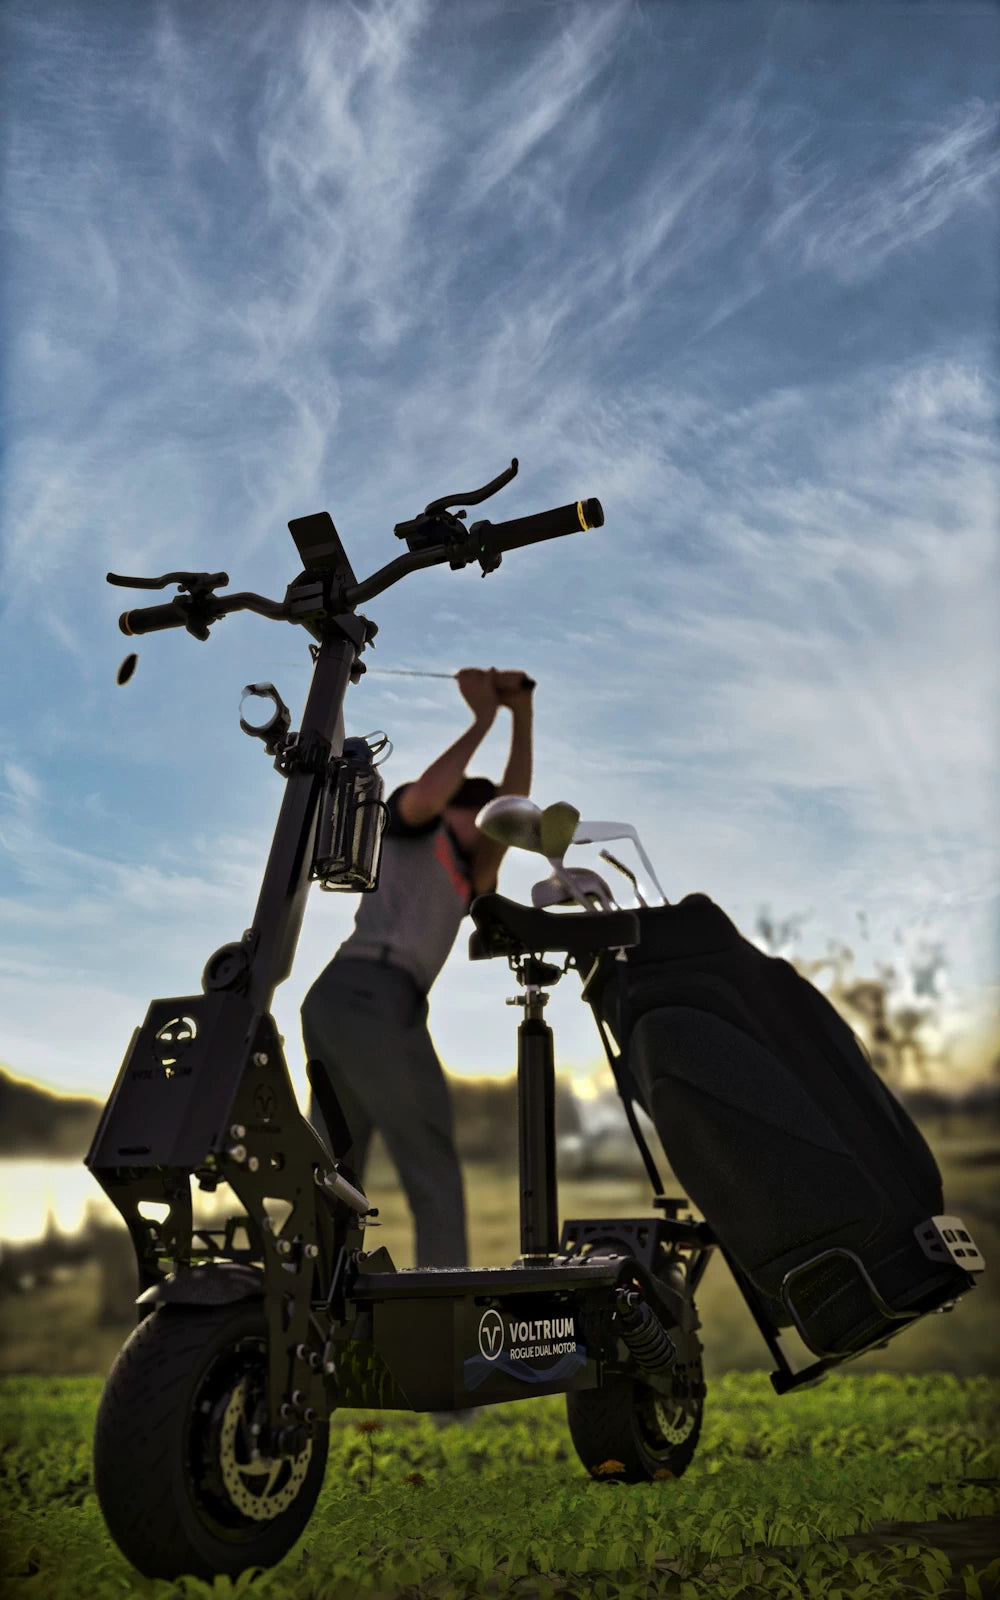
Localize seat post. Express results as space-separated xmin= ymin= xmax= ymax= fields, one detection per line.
xmin=511 ymin=956 xmax=563 ymax=1265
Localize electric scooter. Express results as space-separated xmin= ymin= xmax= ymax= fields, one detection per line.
xmin=85 ymin=460 xmax=982 ymax=1582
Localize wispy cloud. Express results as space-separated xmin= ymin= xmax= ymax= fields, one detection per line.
xmin=795 ymin=99 xmax=1000 ymax=282
xmin=2 ymin=0 xmax=996 ymax=1094
xmin=1 ymin=763 xmax=41 ymax=809
xmin=455 ymin=2 xmax=626 ymax=209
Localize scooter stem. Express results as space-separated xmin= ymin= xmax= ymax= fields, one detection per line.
xmin=244 ymin=630 xmax=354 ymax=1013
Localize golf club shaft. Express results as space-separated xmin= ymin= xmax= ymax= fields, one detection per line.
xmin=370 ymin=668 xmax=457 ymax=679
xmin=370 ymin=668 xmax=536 ymax=688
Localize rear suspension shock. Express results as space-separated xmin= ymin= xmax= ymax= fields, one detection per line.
xmin=614 ymin=1284 xmax=677 ymax=1376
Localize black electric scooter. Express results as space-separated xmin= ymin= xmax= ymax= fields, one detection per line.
xmin=87 ymin=460 xmax=682 ymax=1581
xmin=84 ymin=460 xmax=980 ymax=1582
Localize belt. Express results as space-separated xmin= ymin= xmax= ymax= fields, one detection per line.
xmin=333 ymin=949 xmax=424 ymax=996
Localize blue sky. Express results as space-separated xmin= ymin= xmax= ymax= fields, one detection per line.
xmin=1 ymin=0 xmax=998 ymax=1108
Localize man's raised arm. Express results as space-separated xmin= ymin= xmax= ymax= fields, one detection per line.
xmin=470 ymin=674 xmax=534 ymax=894
xmin=396 ymin=669 xmax=501 ymax=827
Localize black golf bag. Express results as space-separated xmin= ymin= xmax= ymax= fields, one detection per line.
xmin=584 ymin=894 xmax=983 ymax=1359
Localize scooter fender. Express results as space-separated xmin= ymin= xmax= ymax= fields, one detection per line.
xmin=135 ymin=1262 xmax=265 ymax=1314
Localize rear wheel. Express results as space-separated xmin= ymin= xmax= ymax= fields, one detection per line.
xmin=93 ymin=1299 xmax=328 ymax=1579
xmin=566 ymin=1261 xmax=704 ymax=1483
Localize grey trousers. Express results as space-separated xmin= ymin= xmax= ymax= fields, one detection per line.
xmin=300 ymin=957 xmax=469 ymax=1269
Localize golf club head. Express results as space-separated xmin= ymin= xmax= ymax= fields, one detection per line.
xmin=545 ymin=858 xmax=605 ymax=914
xmin=531 ymin=867 xmax=616 ymax=911
xmin=475 ymin=794 xmax=543 ymax=852
xmin=538 ymin=801 xmax=580 ymax=862
xmin=476 ymin=797 xmax=582 ymax=861
xmin=600 ymin=850 xmax=648 ymax=907
xmin=572 ymin=819 xmax=634 ymax=846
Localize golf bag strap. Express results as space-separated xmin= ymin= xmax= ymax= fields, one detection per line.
xmin=588 ymin=958 xmax=664 ymax=1196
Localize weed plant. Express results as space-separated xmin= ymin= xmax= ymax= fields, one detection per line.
xmin=2 ymin=1370 xmax=998 ymax=1598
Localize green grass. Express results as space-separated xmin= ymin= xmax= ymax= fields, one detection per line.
xmin=2 ymin=1370 xmax=999 ymax=1598
xmin=1 ymin=1120 xmax=998 ymax=1594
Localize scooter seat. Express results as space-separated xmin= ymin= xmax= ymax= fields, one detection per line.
xmin=468 ymin=892 xmax=640 ymax=961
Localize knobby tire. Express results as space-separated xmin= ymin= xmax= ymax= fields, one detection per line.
xmin=93 ymin=1299 xmax=328 ymax=1579
xmin=566 ymin=1258 xmax=704 ymax=1483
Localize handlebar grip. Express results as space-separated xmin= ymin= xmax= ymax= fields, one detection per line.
xmin=118 ymin=601 xmax=187 ymax=636
xmin=476 ymin=497 xmax=603 ymax=558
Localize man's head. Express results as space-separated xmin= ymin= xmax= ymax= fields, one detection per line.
xmin=444 ymin=776 xmax=497 ymax=855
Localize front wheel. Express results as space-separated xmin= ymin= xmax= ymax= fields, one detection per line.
xmin=93 ymin=1300 xmax=329 ymax=1580
xmin=566 ymin=1275 xmax=704 ymax=1483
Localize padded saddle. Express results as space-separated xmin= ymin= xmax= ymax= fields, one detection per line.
xmin=469 ymin=893 xmax=639 ymax=961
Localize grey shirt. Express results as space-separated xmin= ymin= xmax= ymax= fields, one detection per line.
xmin=334 ymin=785 xmax=476 ymax=994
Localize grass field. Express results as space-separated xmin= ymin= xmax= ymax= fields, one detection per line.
xmin=0 ymin=1115 xmax=998 ymax=1595
xmin=2 ymin=1370 xmax=998 ymax=1598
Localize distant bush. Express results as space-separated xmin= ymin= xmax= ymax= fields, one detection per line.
xmin=0 ymin=1066 xmax=100 ymax=1160
xmin=754 ymin=906 xmax=998 ymax=1096
xmin=446 ymin=1072 xmax=581 ymax=1162
xmin=0 ymin=1215 xmax=91 ymax=1296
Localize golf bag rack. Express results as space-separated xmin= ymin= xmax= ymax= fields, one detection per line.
xmin=578 ymin=961 xmax=908 ymax=1393
xmin=571 ymin=942 xmax=983 ymax=1394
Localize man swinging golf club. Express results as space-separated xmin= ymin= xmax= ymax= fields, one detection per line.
xmin=301 ymin=666 xmax=533 ymax=1280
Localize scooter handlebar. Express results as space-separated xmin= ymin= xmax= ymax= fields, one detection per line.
xmin=109 ymin=491 xmax=605 ymax=633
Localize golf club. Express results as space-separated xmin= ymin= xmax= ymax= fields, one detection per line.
xmin=476 ymin=796 xmax=598 ymax=914
xmin=573 ymin=820 xmax=668 ymax=904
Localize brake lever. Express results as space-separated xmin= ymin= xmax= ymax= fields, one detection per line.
xmin=106 ymin=570 xmax=229 ymax=593
xmin=423 ymin=458 xmax=518 ymax=516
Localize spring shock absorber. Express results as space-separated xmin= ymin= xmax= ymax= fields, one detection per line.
xmin=614 ymin=1283 xmax=677 ymax=1377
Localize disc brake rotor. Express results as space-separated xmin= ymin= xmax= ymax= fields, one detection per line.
xmin=653 ymin=1392 xmax=698 ymax=1446
xmin=647 ymin=1332 xmax=702 ymax=1449
xmin=217 ymin=1376 xmax=313 ymax=1521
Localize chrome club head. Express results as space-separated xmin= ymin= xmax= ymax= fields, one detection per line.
xmin=531 ymin=867 xmax=617 ymax=912
xmin=475 ymin=795 xmax=544 ymax=852
xmin=476 ymin=797 xmax=581 ymax=860
xmin=477 ymin=796 xmax=601 ymax=913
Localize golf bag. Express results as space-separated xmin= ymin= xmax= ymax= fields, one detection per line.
xmin=585 ymin=894 xmax=981 ymax=1358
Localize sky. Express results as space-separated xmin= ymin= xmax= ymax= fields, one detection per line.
xmin=1 ymin=0 xmax=998 ymax=1116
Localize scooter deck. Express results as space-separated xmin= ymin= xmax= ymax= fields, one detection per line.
xmin=349 ymin=1255 xmax=624 ymax=1298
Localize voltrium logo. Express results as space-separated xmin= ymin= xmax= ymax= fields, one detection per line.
xmin=464 ymin=1307 xmax=584 ymax=1392
xmin=507 ymin=1316 xmax=576 ymax=1361
xmin=478 ymin=1309 xmax=504 ymax=1361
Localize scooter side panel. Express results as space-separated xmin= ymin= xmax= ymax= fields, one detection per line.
xmin=459 ymin=1292 xmax=600 ymax=1406
xmin=86 ymin=992 xmax=257 ymax=1170
xmin=367 ymin=1286 xmax=605 ymax=1411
